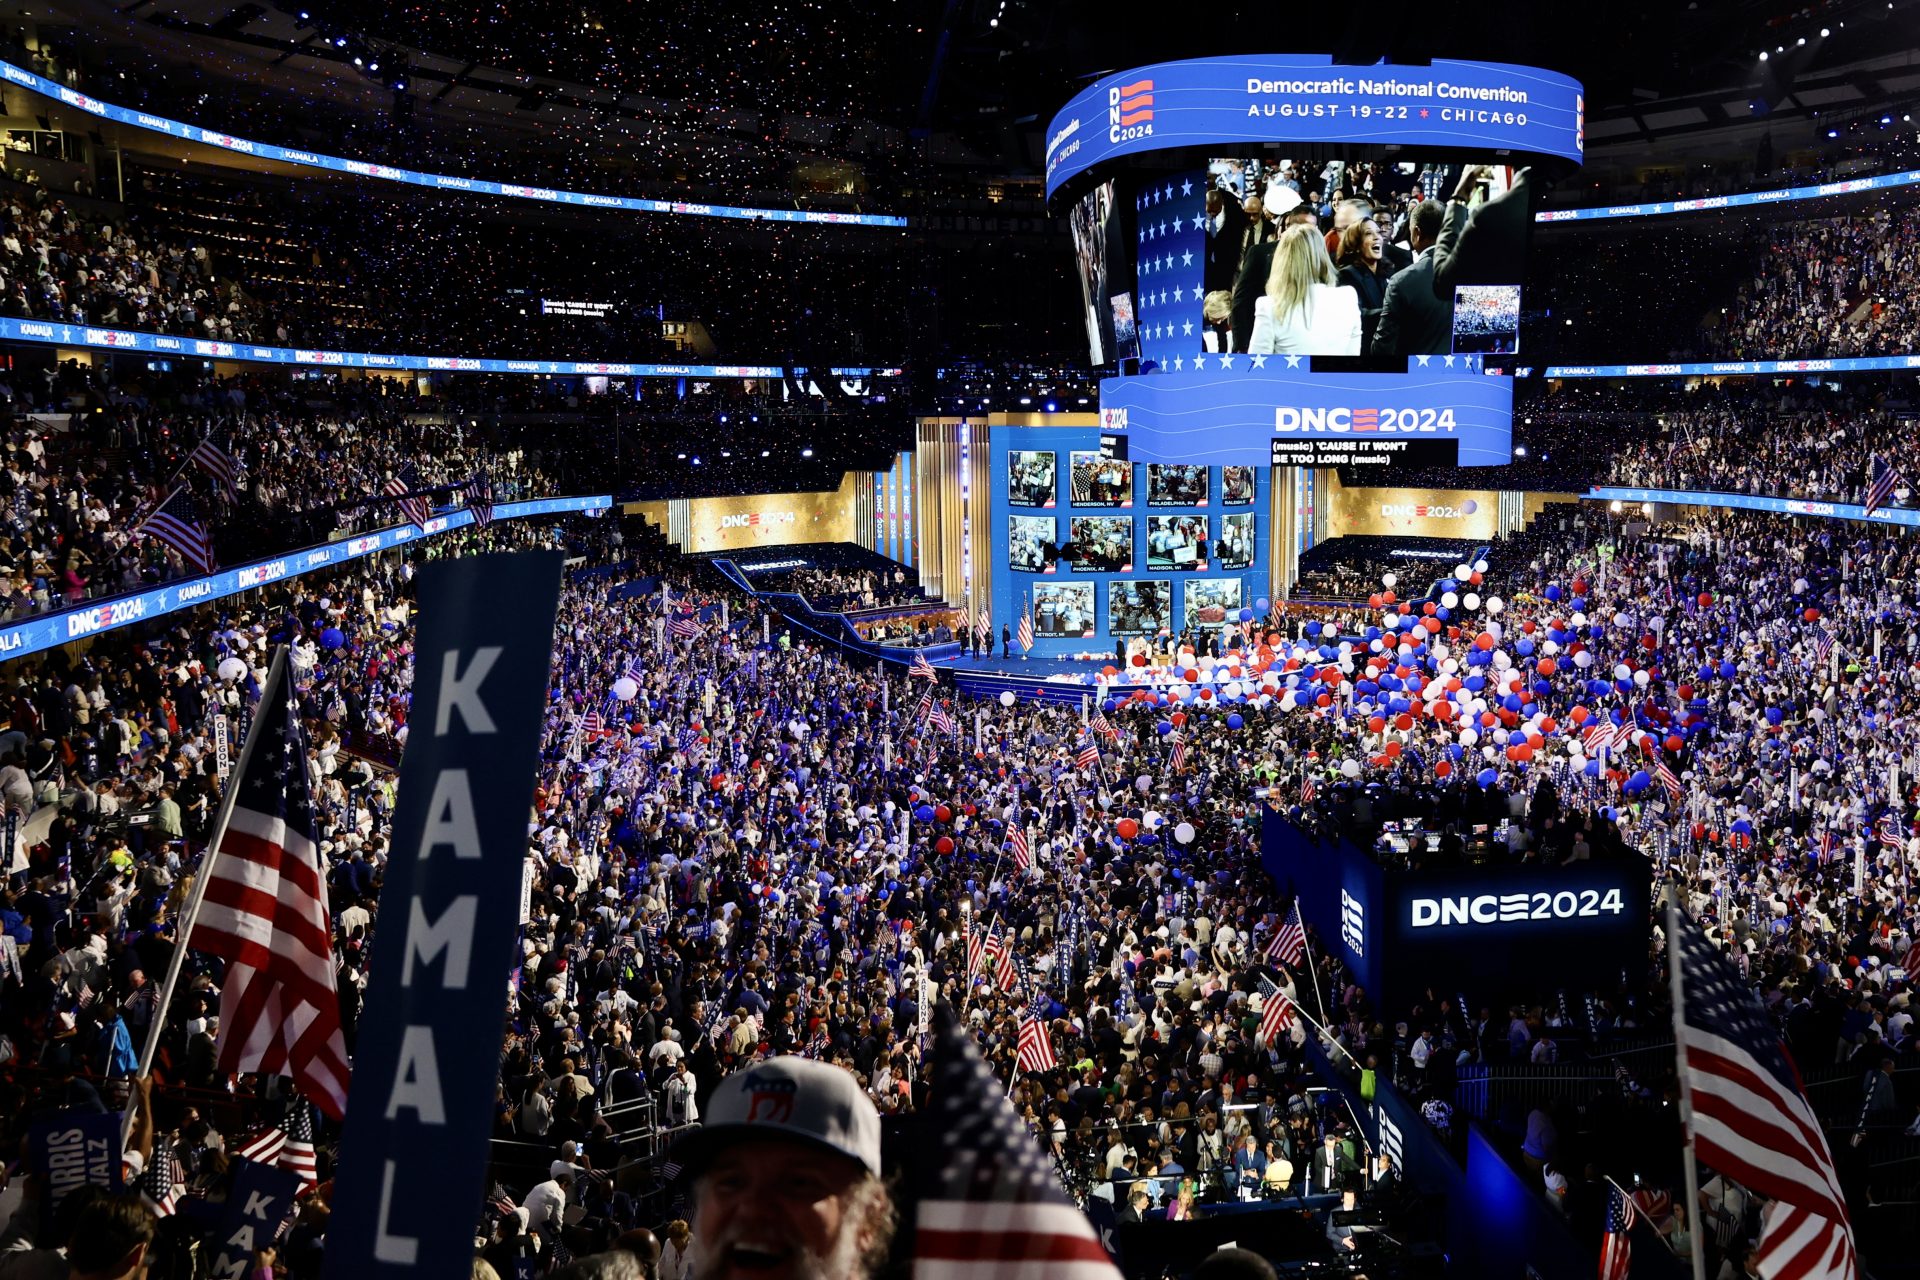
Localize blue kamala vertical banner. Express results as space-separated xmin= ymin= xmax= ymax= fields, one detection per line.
xmin=325 ymin=551 xmax=565 ymax=1280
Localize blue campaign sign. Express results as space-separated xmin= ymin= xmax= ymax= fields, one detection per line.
xmin=326 ymin=552 xmax=565 ymax=1280
xmin=1098 ymin=361 xmax=1513 ymax=467
xmin=209 ymin=1159 xmax=303 ymax=1280
xmin=1588 ymin=485 xmax=1920 ymax=529
xmin=1045 ymin=55 xmax=1584 ymax=201
xmin=0 ymin=495 xmax=610 ymax=663
xmin=0 ymin=60 xmax=906 ymax=228
xmin=0 ymin=315 xmax=900 ymax=380
xmin=29 ymin=1110 xmax=123 ymax=1237
xmin=1546 ymin=354 xmax=1920 ymax=378
xmin=1537 ymin=169 xmax=1920 ymax=224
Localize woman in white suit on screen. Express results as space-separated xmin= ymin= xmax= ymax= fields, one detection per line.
xmin=1247 ymin=223 xmax=1363 ymax=357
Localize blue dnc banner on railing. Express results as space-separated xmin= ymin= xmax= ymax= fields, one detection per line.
xmin=0 ymin=315 xmax=901 ymax=380
xmin=1 ymin=60 xmax=905 ymax=228
xmin=0 ymin=495 xmax=609 ymax=663
xmin=1545 ymin=355 xmax=1920 ymax=378
xmin=1045 ymin=55 xmax=1584 ymax=200
xmin=1589 ymin=486 xmax=1920 ymax=529
xmin=1537 ymin=169 xmax=1920 ymax=224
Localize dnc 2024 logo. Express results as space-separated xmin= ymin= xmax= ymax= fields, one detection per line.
xmin=1109 ymin=79 xmax=1153 ymax=143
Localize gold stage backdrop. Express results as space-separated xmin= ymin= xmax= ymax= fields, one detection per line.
xmin=626 ymin=473 xmax=863 ymax=554
xmin=1325 ymin=476 xmax=1502 ymax=541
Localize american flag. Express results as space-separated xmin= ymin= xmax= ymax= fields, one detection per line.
xmin=236 ymin=1125 xmax=287 ymax=1166
xmin=1813 ymin=628 xmax=1836 ymax=668
xmin=1631 ymin=1186 xmax=1673 ymax=1229
xmin=982 ymin=926 xmax=1017 ymax=991
xmin=1654 ymin=759 xmax=1683 ymax=801
xmin=464 ymin=472 xmax=494 ymax=529
xmin=1169 ymin=732 xmax=1187 ymax=773
xmin=1877 ymin=813 xmax=1905 ymax=848
xmin=910 ymin=651 xmax=938 ymax=681
xmin=622 ymin=656 xmax=644 ymax=684
xmin=966 ymin=926 xmax=984 ymax=978
xmin=1903 ymin=937 xmax=1920 ymax=976
xmin=1864 ymin=454 xmax=1901 ymax=516
xmin=1300 ymin=774 xmax=1317 ymax=807
xmin=915 ymin=689 xmax=933 ymax=727
xmin=1585 ymin=720 xmax=1623 ymax=755
xmin=1818 ymin=829 xmax=1836 ymax=863
xmin=1257 ymin=975 xmax=1295 ymax=1045
xmin=133 ymin=486 xmax=215 ymax=573
xmin=1091 ymin=709 xmax=1120 ymax=742
xmin=976 ymin=603 xmax=991 ymax=642
xmin=280 ymin=1097 xmax=318 ymax=1189
xmin=956 ymin=604 xmax=970 ymax=633
xmin=929 ymin=701 xmax=956 ymax=736
xmin=185 ymin=649 xmax=350 ymax=1118
xmin=1008 ymin=826 xmax=1031 ymax=873
xmin=1015 ymin=990 xmax=1057 ymax=1075
xmin=384 ymin=463 xmax=431 ymax=530
xmin=1669 ymin=907 xmax=1857 ymax=1280
xmin=669 ymin=616 xmax=702 ymax=640
xmin=486 ymin=1184 xmax=519 ymax=1218
xmin=912 ymin=1010 xmax=1121 ymax=1280
xmin=189 ymin=429 xmax=239 ymax=499
xmin=1267 ymin=903 xmax=1306 ymax=967
xmin=1017 ymin=596 xmax=1034 ymax=652
xmin=1075 ymin=733 xmax=1099 ymax=770
xmin=1600 ymin=1184 xmax=1636 ymax=1280
xmin=136 ymin=1141 xmax=184 ymax=1217
xmin=582 ymin=710 xmax=605 ymax=736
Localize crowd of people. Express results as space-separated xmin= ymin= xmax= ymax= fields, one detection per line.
xmin=0 ymin=465 xmax=1913 ymax=1276
xmin=0 ymin=382 xmax=557 ymax=620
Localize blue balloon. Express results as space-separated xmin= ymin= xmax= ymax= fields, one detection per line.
xmin=1583 ymin=759 xmax=1602 ymax=777
xmin=1226 ymin=713 xmax=1245 ymax=729
xmin=1476 ymin=767 xmax=1499 ymax=788
xmin=320 ymin=627 xmax=345 ymax=650
xmin=1515 ymin=638 xmax=1535 ymax=656
xmin=1545 ymin=584 xmax=1563 ymax=602
xmin=1238 ymin=607 xmax=1255 ymax=622
xmin=1156 ymin=720 xmax=1174 ymax=736
xmin=1719 ymin=661 xmax=1738 ymax=680
xmin=1765 ymin=706 xmax=1784 ymax=726
xmin=915 ymin=805 xmax=935 ymax=822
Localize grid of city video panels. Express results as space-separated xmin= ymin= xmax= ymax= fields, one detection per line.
xmin=1008 ymin=454 xmax=1257 ymax=636
xmin=1027 ymin=578 xmax=1248 ymax=638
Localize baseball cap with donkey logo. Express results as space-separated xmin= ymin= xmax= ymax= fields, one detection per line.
xmin=669 ymin=1056 xmax=882 ymax=1179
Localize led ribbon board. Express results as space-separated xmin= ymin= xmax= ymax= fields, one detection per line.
xmin=1 ymin=60 xmax=906 ymax=227
xmin=1045 ymin=55 xmax=1584 ymax=202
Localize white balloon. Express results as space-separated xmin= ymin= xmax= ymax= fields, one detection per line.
xmin=217 ymin=657 xmax=246 ymax=681
xmin=1000 ymin=690 xmax=1017 ymax=707
xmin=1486 ymin=597 xmax=1505 ymax=615
xmin=1460 ymin=727 xmax=1480 ymax=747
xmin=1175 ymin=822 xmax=1196 ymax=844
xmin=1454 ymin=563 xmax=1472 ymax=580
xmin=1340 ymin=758 xmax=1362 ymax=778
xmin=612 ymin=677 xmax=639 ymax=701
xmin=1145 ymin=810 xmax=1164 ymax=829
xmin=1573 ymin=650 xmax=1594 ymax=669
xmin=1441 ymin=592 xmax=1459 ymax=609
xmin=1382 ymin=573 xmax=1398 ymax=589
xmin=1462 ymin=593 xmax=1481 ymax=610
xmin=1321 ymin=622 xmax=1339 ymax=638
xmin=1473 ymin=559 xmax=1489 ymax=573
xmin=1634 ymin=669 xmax=1651 ymax=688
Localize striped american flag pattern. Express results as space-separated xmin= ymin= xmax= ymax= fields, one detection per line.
xmin=136 ymin=1142 xmax=184 ymax=1217
xmin=1670 ymin=909 xmax=1857 ymax=1280
xmin=384 ymin=463 xmax=431 ymax=530
xmin=1814 ymin=627 xmax=1836 ymax=669
xmin=464 ymin=472 xmax=494 ymax=529
xmin=280 ymin=1097 xmax=318 ymax=1188
xmin=669 ymin=616 xmax=702 ymax=640
xmin=1300 ymin=774 xmax=1316 ymax=807
xmin=1267 ymin=903 xmax=1305 ymax=967
xmin=1008 ymin=826 xmax=1031 ymax=873
xmin=1256 ymin=975 xmax=1295 ymax=1045
xmin=133 ymin=486 xmax=216 ymax=573
xmin=955 ymin=604 xmax=969 ymax=633
xmin=237 ymin=1125 xmax=288 ymax=1166
xmin=982 ymin=926 xmax=1017 ymax=991
xmin=1015 ymin=989 xmax=1057 ymax=1075
xmin=915 ymin=689 xmax=933 ymax=727
xmin=1075 ymin=733 xmax=1099 ymax=770
xmin=910 ymin=651 xmax=937 ymax=680
xmin=1864 ymin=454 xmax=1901 ymax=516
xmin=1091 ymin=710 xmax=1120 ymax=742
xmin=189 ymin=430 xmax=239 ymax=499
xmin=1655 ymin=759 xmax=1684 ymax=801
xmin=976 ymin=602 xmax=990 ymax=643
xmin=186 ymin=651 xmax=351 ymax=1119
xmin=1600 ymin=1184 xmax=1635 ymax=1280
xmin=913 ymin=1011 xmax=1121 ymax=1280
xmin=929 ymin=702 xmax=955 ymax=736
xmin=1017 ymin=596 xmax=1034 ymax=652
xmin=966 ymin=926 xmax=984 ymax=978
xmin=1818 ymin=830 xmax=1836 ymax=863
xmin=1904 ymin=938 xmax=1920 ymax=976
xmin=1168 ymin=732 xmax=1187 ymax=773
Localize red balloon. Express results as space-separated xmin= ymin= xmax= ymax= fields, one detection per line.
xmin=1536 ymin=658 xmax=1557 ymax=677
xmin=1665 ymin=734 xmax=1684 ymax=753
xmin=1436 ymin=760 xmax=1453 ymax=778
xmin=1102 ymin=665 xmax=1118 ymax=677
xmin=1315 ymin=692 xmax=1332 ymax=707
xmin=1433 ymin=701 xmax=1456 ymax=722
xmin=1367 ymin=715 xmax=1387 ymax=733
xmin=1369 ymin=593 xmax=1384 ymax=609
xmin=1131 ymin=653 xmax=1148 ymax=667
xmin=1172 ymin=711 xmax=1188 ymax=727
xmin=1185 ymin=668 xmax=1201 ymax=682
xmin=1394 ymin=713 xmax=1415 ymax=731
xmin=1697 ymin=593 xmax=1713 ymax=608
xmin=1116 ymin=817 xmax=1140 ymax=841
xmin=1804 ymin=607 xmax=1821 ymax=622
xmin=935 ymin=836 xmax=955 ymax=854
